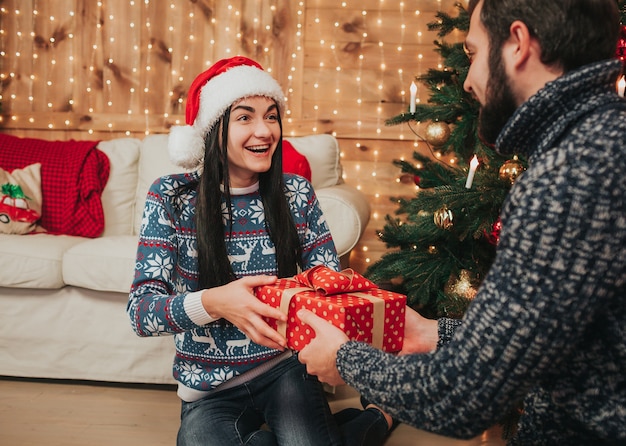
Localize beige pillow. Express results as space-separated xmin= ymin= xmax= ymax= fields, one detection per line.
xmin=96 ymin=138 xmax=141 ymax=236
xmin=285 ymin=135 xmax=343 ymax=189
xmin=0 ymin=163 xmax=44 ymax=234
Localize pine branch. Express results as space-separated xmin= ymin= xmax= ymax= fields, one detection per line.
xmin=428 ymin=2 xmax=470 ymax=36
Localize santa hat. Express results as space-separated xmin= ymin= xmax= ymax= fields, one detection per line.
xmin=168 ymin=56 xmax=286 ymax=169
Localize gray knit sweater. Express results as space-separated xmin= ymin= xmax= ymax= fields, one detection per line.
xmin=337 ymin=59 xmax=626 ymax=445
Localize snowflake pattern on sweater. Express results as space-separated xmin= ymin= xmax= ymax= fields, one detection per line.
xmin=337 ymin=59 xmax=626 ymax=445
xmin=128 ymin=172 xmax=339 ymax=392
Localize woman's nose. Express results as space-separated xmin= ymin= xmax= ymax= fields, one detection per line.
xmin=254 ymin=120 xmax=272 ymax=136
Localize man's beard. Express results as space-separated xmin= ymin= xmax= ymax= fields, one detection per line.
xmin=477 ymin=53 xmax=518 ymax=148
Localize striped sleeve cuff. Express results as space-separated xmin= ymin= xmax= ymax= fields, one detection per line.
xmin=437 ymin=317 xmax=463 ymax=349
xmin=184 ymin=291 xmax=219 ymax=326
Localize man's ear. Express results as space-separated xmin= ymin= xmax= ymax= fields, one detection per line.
xmin=506 ymin=20 xmax=533 ymax=70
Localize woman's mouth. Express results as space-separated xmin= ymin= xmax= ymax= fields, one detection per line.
xmin=246 ymin=144 xmax=270 ymax=154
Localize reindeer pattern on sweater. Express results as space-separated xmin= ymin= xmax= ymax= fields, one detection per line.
xmin=128 ymin=172 xmax=339 ymax=392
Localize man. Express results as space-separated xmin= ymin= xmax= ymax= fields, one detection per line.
xmin=297 ymin=0 xmax=626 ymax=444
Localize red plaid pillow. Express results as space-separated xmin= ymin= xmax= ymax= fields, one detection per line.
xmin=0 ymin=133 xmax=110 ymax=237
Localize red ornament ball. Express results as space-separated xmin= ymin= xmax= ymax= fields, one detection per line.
xmin=484 ymin=217 xmax=502 ymax=246
xmin=616 ymin=25 xmax=626 ymax=64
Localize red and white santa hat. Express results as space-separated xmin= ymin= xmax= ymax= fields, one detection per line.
xmin=168 ymin=56 xmax=286 ymax=169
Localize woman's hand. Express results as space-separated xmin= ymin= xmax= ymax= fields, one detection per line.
xmin=201 ymin=275 xmax=288 ymax=351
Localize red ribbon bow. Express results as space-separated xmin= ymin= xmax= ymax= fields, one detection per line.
xmin=293 ymin=265 xmax=378 ymax=296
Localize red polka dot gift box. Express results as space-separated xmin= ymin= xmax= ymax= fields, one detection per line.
xmin=255 ymin=265 xmax=406 ymax=352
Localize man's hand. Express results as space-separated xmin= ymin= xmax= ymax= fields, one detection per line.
xmin=399 ymin=307 xmax=439 ymax=355
xmin=296 ymin=309 xmax=348 ymax=386
xmin=201 ymin=275 xmax=288 ymax=351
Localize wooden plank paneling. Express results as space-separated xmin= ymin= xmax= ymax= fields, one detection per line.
xmin=303 ymin=9 xmax=454 ymax=46
xmin=0 ymin=0 xmax=469 ymax=273
xmin=309 ymin=0 xmax=460 ymax=11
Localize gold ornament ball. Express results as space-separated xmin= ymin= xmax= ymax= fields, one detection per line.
xmin=425 ymin=121 xmax=451 ymax=147
xmin=499 ymin=157 xmax=525 ymax=184
xmin=433 ymin=205 xmax=454 ymax=230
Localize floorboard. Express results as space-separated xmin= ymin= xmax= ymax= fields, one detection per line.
xmin=0 ymin=377 xmax=506 ymax=445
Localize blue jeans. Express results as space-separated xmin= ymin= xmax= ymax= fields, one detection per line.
xmin=177 ymin=355 xmax=389 ymax=446
xmin=177 ymin=355 xmax=341 ymax=446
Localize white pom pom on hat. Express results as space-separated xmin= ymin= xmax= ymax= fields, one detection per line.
xmin=168 ymin=56 xmax=286 ymax=169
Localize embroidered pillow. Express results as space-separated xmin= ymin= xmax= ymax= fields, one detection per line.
xmin=0 ymin=163 xmax=44 ymax=234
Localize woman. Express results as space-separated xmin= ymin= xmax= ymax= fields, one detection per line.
xmin=127 ymin=57 xmax=390 ymax=446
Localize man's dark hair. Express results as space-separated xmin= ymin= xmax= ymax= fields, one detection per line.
xmin=468 ymin=0 xmax=620 ymax=72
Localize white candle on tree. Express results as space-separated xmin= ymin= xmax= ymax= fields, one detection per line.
xmin=465 ymin=155 xmax=479 ymax=189
xmin=409 ymin=81 xmax=417 ymax=114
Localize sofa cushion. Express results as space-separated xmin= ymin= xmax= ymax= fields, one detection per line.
xmin=62 ymin=235 xmax=139 ymax=293
xmin=133 ymin=134 xmax=187 ymax=235
xmin=285 ymin=135 xmax=342 ymax=189
xmin=97 ymin=138 xmax=141 ymax=236
xmin=0 ymin=233 xmax=85 ymax=288
xmin=0 ymin=163 xmax=43 ymax=234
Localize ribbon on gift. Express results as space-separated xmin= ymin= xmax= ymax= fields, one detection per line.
xmin=276 ymin=266 xmax=386 ymax=348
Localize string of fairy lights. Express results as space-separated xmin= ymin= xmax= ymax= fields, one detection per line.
xmin=0 ymin=0 xmax=454 ymax=266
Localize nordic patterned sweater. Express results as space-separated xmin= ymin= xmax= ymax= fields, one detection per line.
xmin=127 ymin=172 xmax=339 ymax=398
xmin=337 ymin=59 xmax=626 ymax=445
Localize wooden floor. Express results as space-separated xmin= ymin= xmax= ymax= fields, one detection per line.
xmin=0 ymin=377 xmax=506 ymax=446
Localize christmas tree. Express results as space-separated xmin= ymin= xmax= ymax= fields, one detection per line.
xmin=366 ymin=1 xmax=626 ymax=320
xmin=365 ymin=3 xmax=524 ymax=319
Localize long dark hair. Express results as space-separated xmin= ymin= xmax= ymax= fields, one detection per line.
xmin=195 ymin=103 xmax=303 ymax=290
xmin=469 ymin=0 xmax=620 ymax=73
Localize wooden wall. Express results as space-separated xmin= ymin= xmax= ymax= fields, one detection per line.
xmin=0 ymin=0 xmax=464 ymax=274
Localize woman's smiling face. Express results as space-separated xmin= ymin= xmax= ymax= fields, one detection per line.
xmin=226 ymin=95 xmax=281 ymax=188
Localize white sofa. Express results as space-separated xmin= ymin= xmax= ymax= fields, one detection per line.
xmin=0 ymin=133 xmax=370 ymax=384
